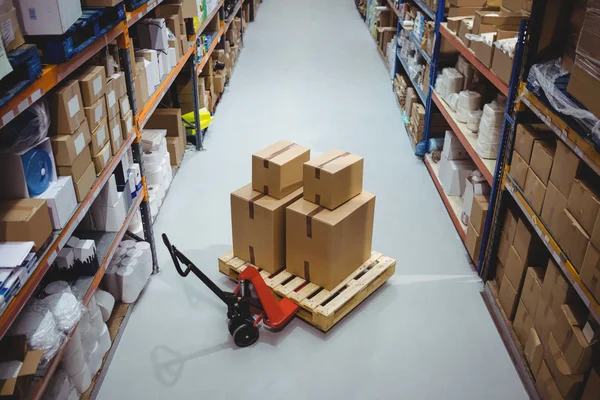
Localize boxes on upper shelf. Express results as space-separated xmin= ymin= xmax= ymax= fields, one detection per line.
xmin=50 ymin=121 xmax=91 ymax=166
xmin=0 ymin=198 xmax=52 ymax=250
xmin=510 ymin=151 xmax=528 ymax=188
xmin=84 ymin=97 xmax=106 ymax=134
xmin=77 ymin=66 xmax=106 ymax=107
xmin=557 ymin=209 xmax=589 ymax=273
xmin=302 ymin=150 xmax=363 ymax=210
xmin=57 ymin=147 xmax=95 ymax=202
xmin=515 ymin=125 xmax=552 ymax=163
xmin=530 ymin=140 xmax=556 ymax=185
xmin=286 ymin=192 xmax=375 ymax=290
xmin=15 ymin=0 xmax=82 ymax=35
xmin=550 ymin=140 xmax=584 ymax=199
xmin=37 ymin=176 xmax=77 ymax=230
xmin=49 ymin=80 xmax=86 ymax=136
xmin=251 ymin=141 xmax=310 ymax=200
xmin=146 ymin=108 xmax=186 ymax=157
xmin=523 ymin=167 xmax=546 ymax=214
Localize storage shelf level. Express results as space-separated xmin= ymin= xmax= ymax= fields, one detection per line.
xmin=397 ymin=53 xmax=426 ymax=104
xmin=225 ymin=0 xmax=243 ymax=31
xmin=412 ymin=0 xmax=436 ymax=20
xmin=196 ymin=27 xmax=225 ymax=75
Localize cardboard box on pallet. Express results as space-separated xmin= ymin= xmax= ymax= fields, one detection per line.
xmin=557 ymin=209 xmax=589 ymax=273
xmin=302 ymin=150 xmax=363 ymax=210
xmin=542 ymin=259 xmax=576 ymax=317
xmin=542 ymin=181 xmax=568 ymax=238
xmin=545 ymin=334 xmax=585 ymax=400
xmin=286 ymin=192 xmax=375 ymax=291
xmin=49 ymin=80 xmax=86 ymax=135
xmin=524 ymin=328 xmax=543 ymax=377
xmin=0 ymin=199 xmax=52 ymax=251
xmin=581 ymin=242 xmax=600 ymax=303
xmin=514 ymin=123 xmax=552 ymax=164
xmin=231 ymin=184 xmax=303 ymax=273
xmin=513 ymin=300 xmax=533 ymax=346
xmin=77 ymin=66 xmax=106 ymax=107
xmin=553 ymin=304 xmax=593 ymax=375
xmin=50 ymin=119 xmax=91 ymax=166
xmin=521 ymin=266 xmax=544 ymax=317
xmin=251 ymin=141 xmax=310 ymax=200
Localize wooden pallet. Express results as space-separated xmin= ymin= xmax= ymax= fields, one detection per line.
xmin=218 ymin=251 xmax=396 ymax=331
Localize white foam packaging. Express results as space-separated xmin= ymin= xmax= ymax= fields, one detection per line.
xmin=441 ymin=130 xmax=469 ymax=160
xmin=37 ymin=177 xmax=77 ymax=229
xmin=56 ymin=248 xmax=75 ymax=272
xmin=69 ymin=363 xmax=91 ymax=394
xmin=439 ymin=153 xmax=475 ymax=197
xmin=42 ymin=368 xmax=72 ymax=400
xmin=62 ymin=344 xmax=86 ymax=377
xmin=94 ymin=290 xmax=115 ymax=322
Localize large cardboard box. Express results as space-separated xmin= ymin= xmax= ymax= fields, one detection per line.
xmin=470 ymin=195 xmax=489 ymax=234
xmin=49 ymin=119 xmax=91 ymax=167
xmin=510 ymin=150 xmax=528 ymax=188
xmin=57 ymin=147 xmax=92 ymax=184
xmin=567 ymin=179 xmax=600 ymax=235
xmin=15 ymin=0 xmax=81 ymax=35
xmin=84 ymin=96 xmax=106 ymax=133
xmin=490 ymin=45 xmax=513 ymax=85
xmin=581 ymin=242 xmax=600 ymax=303
xmin=302 ymin=150 xmax=363 ymax=210
xmin=502 ymin=206 xmax=518 ymax=244
xmin=541 ymin=181 xmax=568 ymax=237
xmin=534 ymin=296 xmax=556 ymax=345
xmin=470 ymin=35 xmax=495 ymax=67
xmin=504 ymin=245 xmax=526 ymax=291
xmin=146 ymin=108 xmax=186 ymax=156
xmin=498 ymin=233 xmax=511 ymax=266
xmin=521 ymin=266 xmax=544 ymax=317
xmin=582 ymin=366 xmax=600 ymax=400
xmin=513 ymin=218 xmax=546 ymax=266
xmin=286 ymin=192 xmax=375 ymax=290
xmin=553 ymin=304 xmax=593 ymax=374
xmin=466 ymin=221 xmax=482 ymax=262
xmin=0 ymin=198 xmax=52 ymax=250
xmin=550 ymin=140 xmax=583 ymax=198
xmin=568 ymin=58 xmax=600 ymax=120
xmin=524 ymin=328 xmax=543 ymax=377
xmin=557 ymin=209 xmax=590 ymax=273
xmin=0 ymin=336 xmax=43 ymax=397
xmin=77 ymin=66 xmax=106 ymax=107
xmin=542 ymin=259 xmax=576 ymax=316
xmin=514 ymin=124 xmax=551 ymax=164
xmin=231 ymin=184 xmax=303 ymax=273
xmin=523 ymin=167 xmax=546 ymax=214
xmin=535 ymin=360 xmax=563 ymax=400
xmin=545 ymin=334 xmax=585 ymax=400
xmin=530 ymin=140 xmax=556 ymax=185
xmin=167 ymin=137 xmax=183 ymax=166
xmin=252 ymin=141 xmax=310 ymax=200
xmin=513 ymin=300 xmax=533 ymax=346
xmin=0 ymin=8 xmax=24 ymax=52
xmin=49 ymin=80 xmax=86 ymax=135
xmin=498 ymin=274 xmax=518 ymax=320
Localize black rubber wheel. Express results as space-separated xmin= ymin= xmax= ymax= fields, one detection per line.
xmin=232 ymin=323 xmax=259 ymax=347
xmin=228 ymin=318 xmax=246 ymax=335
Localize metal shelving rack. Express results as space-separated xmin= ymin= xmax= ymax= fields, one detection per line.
xmin=0 ymin=1 xmax=249 ymax=398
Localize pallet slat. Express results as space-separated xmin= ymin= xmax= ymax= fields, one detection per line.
xmin=218 ymin=250 xmax=396 ymax=331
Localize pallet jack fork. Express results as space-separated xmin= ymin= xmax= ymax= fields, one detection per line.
xmin=162 ymin=234 xmax=299 ymax=347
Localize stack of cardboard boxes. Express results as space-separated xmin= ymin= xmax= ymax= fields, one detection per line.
xmin=146 ymin=108 xmax=187 ymax=167
xmin=231 ymin=141 xmax=376 ymax=291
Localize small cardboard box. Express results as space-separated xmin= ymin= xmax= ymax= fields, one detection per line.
xmin=57 ymin=147 xmax=92 ymax=184
xmin=510 ymin=150 xmax=528 ymax=189
xmin=581 ymin=242 xmax=600 ymax=303
xmin=303 ymin=150 xmax=363 ymax=210
xmin=504 ymin=244 xmax=525 ymax=291
xmin=502 ymin=206 xmax=518 ymax=244
xmin=514 ymin=123 xmax=551 ymax=164
xmin=553 ymin=304 xmax=592 ymax=374
xmin=498 ymin=274 xmax=518 ymax=320
xmin=513 ymin=300 xmax=533 ymax=346
xmin=582 ymin=366 xmax=600 ymax=400
xmin=567 ymin=179 xmax=600 ymax=235
xmin=146 ymin=109 xmax=185 ymax=154
xmin=0 ymin=336 xmax=43 ymax=396
xmin=0 ymin=198 xmax=52 ymax=250
xmin=77 ymin=65 xmax=106 ymax=107
xmin=213 ymin=71 xmax=226 ymax=93
xmin=472 ymin=10 xmax=524 ymax=33
xmin=535 ymin=361 xmax=562 ymax=400
xmin=167 ymin=137 xmax=183 ymax=166
xmin=498 ymin=233 xmax=511 ymax=266
xmin=84 ymin=96 xmax=106 ymax=133
xmin=521 ymin=266 xmax=544 ymax=318
xmin=550 ymin=140 xmax=583 ymax=199
xmin=15 ymin=0 xmax=81 ymax=35
xmin=545 ymin=334 xmax=585 ymax=399
xmin=491 ymin=46 xmax=513 ymax=85
xmin=542 ymin=259 xmax=576 ymax=317
xmin=108 ymin=114 xmax=122 ymax=155
xmin=104 ymin=78 xmax=119 ymax=121
xmin=231 ymin=184 xmax=303 ymax=273
xmin=458 ymin=18 xmax=473 ymax=46
xmin=523 ymin=168 xmax=546 ymax=214
xmin=252 ymin=141 xmax=310 ymax=200
xmin=37 ymin=176 xmax=77 ymax=230
xmin=466 ymin=221 xmax=482 ymax=263
xmin=120 ymin=110 xmax=133 ymax=140
xmin=513 ymin=218 xmax=546 ymax=265
xmin=447 ymin=16 xmax=470 ymax=33
xmin=524 ymin=328 xmax=543 ymax=377
xmin=470 ymin=34 xmax=495 ymax=67
xmin=73 ymin=162 xmax=95 ymax=202
xmin=0 ymin=8 xmax=24 ymax=52
xmin=530 ymin=140 xmax=556 ymax=185
xmin=118 ymin=95 xmax=130 ymax=117
xmin=90 ymin=118 xmax=109 ymax=157
xmin=568 ymin=58 xmax=600 ymax=120
xmin=286 ymin=192 xmax=375 ymax=290
xmin=93 ymin=141 xmax=111 ymax=175
xmin=541 ymin=181 xmax=568 ymax=237
xmin=557 ymin=209 xmax=590 ymax=273
xmin=49 ymin=80 xmax=86 ymax=135
xmin=534 ymin=296 xmax=556 ymax=345
xmin=470 ymin=195 xmax=489 ymax=234
xmin=50 ymin=120 xmax=92 ymax=166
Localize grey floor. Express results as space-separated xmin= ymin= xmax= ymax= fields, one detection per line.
xmin=98 ymin=1 xmax=528 ymax=398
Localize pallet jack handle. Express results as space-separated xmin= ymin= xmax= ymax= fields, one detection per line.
xmin=162 ymin=234 xmax=231 ymax=305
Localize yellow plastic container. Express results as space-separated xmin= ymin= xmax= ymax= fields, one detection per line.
xmin=182 ymin=109 xmax=214 ymax=135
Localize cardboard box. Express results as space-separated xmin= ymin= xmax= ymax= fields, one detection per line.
xmin=92 ymin=141 xmax=111 ymax=175
xmin=568 ymin=58 xmax=600 ymax=120
xmin=524 ymin=327 xmax=544 ymax=376
xmin=118 ymin=95 xmax=131 ymax=117
xmin=498 ymin=233 xmax=511 ymax=266
xmin=73 ymin=162 xmax=95 ymax=202
xmin=302 ymin=150 xmax=363 ymax=210
xmin=473 ymin=10 xmax=524 ymax=32
xmin=167 ymin=137 xmax=183 ymax=166
xmin=0 ymin=198 xmax=52 ymax=250
xmin=498 ymin=275 xmax=518 ymax=320
xmin=466 ymin=221 xmax=482 ymax=262
xmin=581 ymin=242 xmax=600 ymax=303
xmin=77 ymin=66 xmax=106 ymax=107
xmin=510 ymin=151 xmax=528 ymax=189
xmin=104 ymin=78 xmax=119 ymax=121
xmin=503 ymin=207 xmax=518 ymax=244
xmin=504 ymin=244 xmax=526 ymax=291
xmin=592 ymin=211 xmax=600 ymax=250
xmin=550 ymin=140 xmax=583 ymax=199
xmin=523 ymin=168 xmax=546 ymax=214
xmin=134 ymin=60 xmax=149 ymax=107
xmin=120 ymin=110 xmax=133 ymax=140
xmin=514 ymin=124 xmax=552 ymax=164
xmin=448 ymin=0 xmax=492 ymax=7
xmin=252 ymin=141 xmax=310 ymax=200
xmin=36 ymin=176 xmax=76 ymax=230
xmin=50 ymin=120 xmax=92 ymax=166
xmin=231 ymin=184 xmax=303 ymax=273
xmin=0 ymin=8 xmax=24 ymax=52
xmin=49 ymin=80 xmax=86 ymax=135
xmin=582 ymin=366 xmax=600 ymax=400
xmin=213 ymin=71 xmax=225 ymax=93
xmin=490 ymin=45 xmax=513 ymax=85
xmin=462 ymin=177 xmax=490 ymax=226
xmin=0 ymin=336 xmax=43 ymax=396
xmin=90 ymin=118 xmax=109 ymax=157
xmin=530 ymin=140 xmax=556 ymax=185
xmin=438 ymin=154 xmax=475 ymax=196
xmin=534 ymin=296 xmax=556 ymax=345
xmin=521 ymin=267 xmax=544 ymax=317
xmin=553 ymin=304 xmax=593 ymax=374
xmin=458 ymin=19 xmax=473 ymax=47
xmin=447 ymin=16 xmax=471 ymax=33
xmin=545 ymin=334 xmax=585 ymax=399
xmin=557 ymin=209 xmax=590 ymax=273
xmin=286 ymin=192 xmax=375 ymax=290
xmin=543 ymin=259 xmax=576 ymax=316
xmin=108 ymin=114 xmax=122 ymax=155
xmin=470 ymin=195 xmax=489 ymax=233
xmin=470 ymin=34 xmax=495 ymax=67
xmin=513 ymin=218 xmax=546 ymax=265
xmin=535 ymin=361 xmax=563 ymax=400
xmin=501 ymin=0 xmax=522 ymax=11
xmin=567 ymin=179 xmax=600 ymax=235
xmin=449 ymin=6 xmax=490 ymax=17
xmin=513 ymin=300 xmax=533 ymax=346
xmin=57 ymin=147 xmax=92 ymax=184
xmin=496 ymin=259 xmax=506 ymax=285
xmin=84 ymin=96 xmax=106 ymax=133
xmin=146 ymin=108 xmax=185 ymax=148
xmin=541 ymin=181 xmax=568 ymax=238
xmin=15 ymin=0 xmax=81 ymax=35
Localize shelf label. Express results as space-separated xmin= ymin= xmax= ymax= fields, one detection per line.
xmin=575 ymin=146 xmax=584 ymax=158
xmin=560 ymin=129 xmax=568 ymax=140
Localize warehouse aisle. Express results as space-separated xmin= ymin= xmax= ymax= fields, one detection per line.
xmin=98 ymin=1 xmax=528 ymax=399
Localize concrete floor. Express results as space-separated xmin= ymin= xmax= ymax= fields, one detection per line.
xmin=98 ymin=0 xmax=528 ymax=398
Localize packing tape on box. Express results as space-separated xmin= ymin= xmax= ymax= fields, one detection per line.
xmin=262 ymin=143 xmax=297 ymax=168
xmin=305 ymin=206 xmax=325 ymax=239
xmin=314 ymin=151 xmax=350 ymax=179
xmin=248 ymin=192 xmax=266 ymax=219
xmin=22 ymin=147 xmax=53 ymax=196
xmin=249 ymin=245 xmax=255 ymax=264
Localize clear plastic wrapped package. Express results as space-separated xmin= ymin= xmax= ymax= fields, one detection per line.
xmin=9 ymin=308 xmax=64 ymax=363
xmin=0 ymin=100 xmax=50 ymax=154
xmin=467 ymin=110 xmax=484 ymax=133
xmin=39 ymin=292 xmax=83 ymax=333
xmin=456 ymin=91 xmax=482 ymax=123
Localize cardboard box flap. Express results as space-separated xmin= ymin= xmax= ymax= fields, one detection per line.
xmin=0 ymin=335 xmax=43 ymax=376
xmin=304 ymin=150 xmax=364 ymax=175
xmin=253 ymin=140 xmax=309 ymax=166
xmin=288 ymin=191 xmax=376 ymax=227
xmin=0 ymin=199 xmax=45 ymax=222
xmin=231 ymin=185 xmax=303 ymax=212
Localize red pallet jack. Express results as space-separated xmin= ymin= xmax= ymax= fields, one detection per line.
xmin=162 ymin=234 xmax=299 ymax=347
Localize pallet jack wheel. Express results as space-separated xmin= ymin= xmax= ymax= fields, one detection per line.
xmin=228 ymin=317 xmax=248 ymax=334
xmin=232 ymin=323 xmax=259 ymax=347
